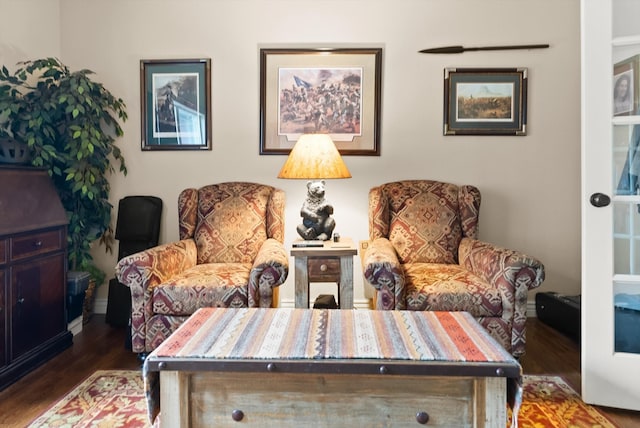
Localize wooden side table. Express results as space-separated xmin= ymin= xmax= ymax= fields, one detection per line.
xmin=291 ymin=237 xmax=358 ymax=309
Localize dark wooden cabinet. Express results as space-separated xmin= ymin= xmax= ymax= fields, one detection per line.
xmin=0 ymin=166 xmax=72 ymax=390
xmin=0 ymin=262 xmax=5 ymax=369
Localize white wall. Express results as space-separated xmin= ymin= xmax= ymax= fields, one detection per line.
xmin=1 ymin=0 xmax=582 ymax=311
xmin=0 ymin=0 xmax=61 ymax=65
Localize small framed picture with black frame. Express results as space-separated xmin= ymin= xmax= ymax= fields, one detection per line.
xmin=140 ymin=58 xmax=212 ymax=150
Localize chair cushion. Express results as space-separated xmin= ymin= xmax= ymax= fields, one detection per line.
xmin=195 ymin=183 xmax=270 ymax=264
xmin=151 ymin=263 xmax=250 ymax=315
xmin=384 ymin=181 xmax=463 ymax=264
xmin=403 ymin=263 xmax=503 ymax=317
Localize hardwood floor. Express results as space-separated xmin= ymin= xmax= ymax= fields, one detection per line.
xmin=0 ymin=316 xmax=139 ymax=427
xmin=0 ymin=315 xmax=638 ymax=427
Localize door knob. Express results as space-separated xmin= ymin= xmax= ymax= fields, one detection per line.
xmin=590 ymin=193 xmax=611 ymax=207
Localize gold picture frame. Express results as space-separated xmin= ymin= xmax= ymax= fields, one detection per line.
xmin=444 ymin=68 xmax=527 ymax=136
xmin=259 ymin=48 xmax=382 ymax=155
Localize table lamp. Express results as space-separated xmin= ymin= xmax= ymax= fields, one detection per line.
xmin=278 ymin=133 xmax=351 ymax=241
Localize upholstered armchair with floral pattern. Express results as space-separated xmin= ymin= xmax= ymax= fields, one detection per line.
xmin=116 ymin=182 xmax=288 ymax=354
xmin=362 ymin=180 xmax=545 ymax=357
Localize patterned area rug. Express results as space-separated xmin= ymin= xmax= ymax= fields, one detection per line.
xmin=28 ymin=371 xmax=615 ymax=427
xmin=514 ymin=375 xmax=616 ymax=427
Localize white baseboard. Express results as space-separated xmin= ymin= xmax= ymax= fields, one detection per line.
xmin=94 ymin=297 xmax=538 ymax=316
xmin=278 ymin=298 xmax=371 ymax=309
xmin=527 ymin=300 xmax=537 ymax=318
xmin=67 ymin=316 xmax=84 ymax=335
xmin=94 ymin=298 xmax=108 ymax=314
xmin=282 ymin=299 xmax=539 ymax=315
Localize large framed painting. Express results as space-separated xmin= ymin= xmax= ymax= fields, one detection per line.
xmin=140 ymin=58 xmax=212 ymax=150
xmin=444 ymin=68 xmax=528 ymax=136
xmin=260 ymin=47 xmax=382 ymax=155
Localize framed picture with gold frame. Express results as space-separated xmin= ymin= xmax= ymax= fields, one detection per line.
xmin=444 ymin=67 xmax=527 ymax=136
xmin=259 ymin=48 xmax=382 ymax=155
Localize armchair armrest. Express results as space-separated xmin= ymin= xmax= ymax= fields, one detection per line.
xmin=115 ymin=239 xmax=197 ymax=321
xmin=362 ymin=237 xmax=406 ymax=310
xmin=115 ymin=239 xmax=198 ymax=353
xmin=115 ymin=239 xmax=198 ymax=295
xmin=248 ymin=238 xmax=289 ymax=307
xmin=459 ymin=237 xmax=545 ymax=293
xmin=459 ymin=237 xmax=544 ymax=357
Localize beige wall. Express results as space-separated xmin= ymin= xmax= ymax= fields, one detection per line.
xmin=0 ymin=0 xmax=60 ymax=65
xmin=1 ymin=0 xmax=582 ymax=311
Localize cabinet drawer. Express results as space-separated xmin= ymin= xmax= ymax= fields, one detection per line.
xmin=10 ymin=230 xmax=63 ymax=261
xmin=0 ymin=238 xmax=6 ymax=265
xmin=308 ymin=257 xmax=340 ymax=282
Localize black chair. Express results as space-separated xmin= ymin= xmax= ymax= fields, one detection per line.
xmin=105 ymin=196 xmax=162 ymax=329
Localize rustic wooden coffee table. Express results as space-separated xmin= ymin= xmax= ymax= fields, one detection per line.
xmin=144 ymin=308 xmax=521 ymax=427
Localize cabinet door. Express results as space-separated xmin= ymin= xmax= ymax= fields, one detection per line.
xmin=0 ymin=269 xmax=5 ymax=368
xmin=11 ymin=253 xmax=65 ymax=360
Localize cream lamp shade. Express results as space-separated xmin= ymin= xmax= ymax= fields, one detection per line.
xmin=278 ymin=134 xmax=351 ymax=241
xmin=277 ymin=134 xmax=351 ymax=179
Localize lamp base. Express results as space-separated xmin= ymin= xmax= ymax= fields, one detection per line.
xmin=296 ymin=180 xmax=336 ymax=241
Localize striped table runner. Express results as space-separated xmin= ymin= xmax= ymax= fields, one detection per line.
xmin=152 ymin=307 xmax=515 ymax=364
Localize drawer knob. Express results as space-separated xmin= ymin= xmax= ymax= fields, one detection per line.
xmin=379 ymin=365 xmax=389 ymax=375
xmin=232 ymin=409 xmax=244 ymax=421
xmin=267 ymin=363 xmax=276 ymax=372
xmin=320 ymin=264 xmax=328 ymax=272
xmin=34 ymin=240 xmax=42 ymax=248
xmin=416 ymin=411 xmax=430 ymax=424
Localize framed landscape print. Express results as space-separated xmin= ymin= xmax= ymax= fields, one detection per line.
xmin=443 ymin=68 xmax=528 ymax=136
xmin=259 ymin=47 xmax=382 ymax=155
xmin=140 ymin=58 xmax=211 ymax=150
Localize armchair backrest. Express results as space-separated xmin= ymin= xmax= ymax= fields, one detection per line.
xmin=178 ymin=182 xmax=285 ymax=264
xmin=369 ymin=180 xmax=480 ymax=264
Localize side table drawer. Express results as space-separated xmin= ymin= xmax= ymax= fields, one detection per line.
xmin=308 ymin=257 xmax=340 ymax=282
xmin=11 ymin=229 xmax=63 ymax=261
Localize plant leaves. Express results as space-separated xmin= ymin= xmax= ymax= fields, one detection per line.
xmin=0 ymin=57 xmax=127 ymax=278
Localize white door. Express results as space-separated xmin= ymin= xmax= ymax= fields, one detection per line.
xmin=582 ymin=0 xmax=640 ymax=411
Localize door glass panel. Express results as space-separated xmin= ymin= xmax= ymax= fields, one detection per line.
xmin=614 ymin=124 xmax=640 ymax=195
xmin=613 ymin=280 xmax=640 ymax=353
xmin=614 ymin=202 xmax=640 ymax=274
xmin=613 ymin=121 xmax=640 ymax=354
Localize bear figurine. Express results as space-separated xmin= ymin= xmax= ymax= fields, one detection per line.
xmin=297 ymin=180 xmax=336 ymax=241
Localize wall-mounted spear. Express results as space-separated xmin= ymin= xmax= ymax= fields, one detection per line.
xmin=419 ymin=44 xmax=549 ymax=54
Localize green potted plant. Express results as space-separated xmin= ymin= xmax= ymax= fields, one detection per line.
xmin=0 ymin=74 xmax=32 ymax=164
xmin=0 ymin=58 xmax=128 ymax=292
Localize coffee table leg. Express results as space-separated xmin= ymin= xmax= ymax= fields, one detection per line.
xmin=160 ymin=371 xmax=190 ymax=427
xmin=478 ymin=377 xmax=507 ymax=426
